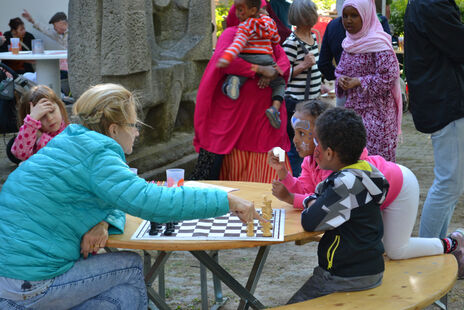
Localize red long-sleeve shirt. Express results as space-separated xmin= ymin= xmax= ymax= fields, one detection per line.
xmin=220 ymin=14 xmax=280 ymax=64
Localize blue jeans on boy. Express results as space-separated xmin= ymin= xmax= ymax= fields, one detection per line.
xmin=419 ymin=117 xmax=464 ymax=239
xmin=0 ymin=251 xmax=147 ymax=310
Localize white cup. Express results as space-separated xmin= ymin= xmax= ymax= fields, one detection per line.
xmin=32 ymin=39 xmax=44 ymax=54
xmin=10 ymin=37 xmax=19 ymax=48
xmin=166 ymin=168 xmax=185 ymax=187
xmin=10 ymin=38 xmax=19 ymax=54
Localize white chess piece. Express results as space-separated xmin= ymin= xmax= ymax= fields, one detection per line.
xmin=272 ymin=147 xmax=285 ymax=162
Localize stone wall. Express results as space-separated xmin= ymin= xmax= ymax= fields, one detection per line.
xmin=68 ymin=0 xmax=212 ymax=179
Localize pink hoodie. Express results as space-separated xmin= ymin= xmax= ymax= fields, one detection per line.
xmin=280 ymin=148 xmax=403 ymax=210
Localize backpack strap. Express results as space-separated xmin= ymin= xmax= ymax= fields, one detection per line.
xmin=296 ymin=38 xmax=311 ymax=101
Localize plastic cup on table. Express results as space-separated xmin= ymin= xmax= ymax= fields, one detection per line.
xmin=166 ymin=168 xmax=184 ymax=187
xmin=10 ymin=38 xmax=20 ymax=54
xmin=32 ymin=39 xmax=44 ymax=54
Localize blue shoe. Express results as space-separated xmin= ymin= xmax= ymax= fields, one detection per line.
xmin=265 ymin=106 xmax=281 ymax=129
xmin=225 ymin=76 xmax=240 ymax=100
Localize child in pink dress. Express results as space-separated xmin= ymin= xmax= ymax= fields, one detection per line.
xmin=12 ymin=85 xmax=69 ymax=161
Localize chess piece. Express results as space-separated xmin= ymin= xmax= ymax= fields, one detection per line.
xmin=247 ymin=221 xmax=255 ymax=237
xmin=261 ymin=195 xmax=273 ymax=220
xmin=149 ymin=221 xmax=161 ymax=235
xmin=261 ymin=221 xmax=272 ymax=237
xmin=164 ymin=222 xmax=175 ymax=236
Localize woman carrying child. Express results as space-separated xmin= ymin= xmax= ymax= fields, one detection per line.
xmin=192 ymin=1 xmax=291 ymax=182
xmin=0 ymin=83 xmax=261 ymax=309
xmin=268 ymin=101 xmax=464 ymax=277
xmin=11 ymin=85 xmax=69 ymax=161
xmin=335 ymin=0 xmax=401 ymax=162
xmin=282 ymin=0 xmax=322 ymax=176
xmin=217 ymin=0 xmax=286 ymax=129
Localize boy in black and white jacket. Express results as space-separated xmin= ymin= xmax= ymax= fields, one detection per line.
xmin=288 ymin=107 xmax=389 ymax=303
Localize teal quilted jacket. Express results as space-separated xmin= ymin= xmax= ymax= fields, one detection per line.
xmin=0 ymin=124 xmax=229 ymax=281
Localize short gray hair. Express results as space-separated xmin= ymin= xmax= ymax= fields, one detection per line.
xmin=288 ymin=0 xmax=318 ymax=28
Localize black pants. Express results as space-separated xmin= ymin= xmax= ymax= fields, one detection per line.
xmin=189 ymin=148 xmax=224 ymax=180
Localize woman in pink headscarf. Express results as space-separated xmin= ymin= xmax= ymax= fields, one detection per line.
xmin=335 ymin=0 xmax=401 ymax=162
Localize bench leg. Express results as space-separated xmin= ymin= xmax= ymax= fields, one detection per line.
xmin=434 ymin=294 xmax=448 ymax=310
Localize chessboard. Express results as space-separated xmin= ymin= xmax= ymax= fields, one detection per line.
xmin=131 ymin=209 xmax=285 ymax=242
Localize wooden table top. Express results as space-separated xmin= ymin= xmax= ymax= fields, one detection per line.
xmin=107 ymin=181 xmax=321 ymax=251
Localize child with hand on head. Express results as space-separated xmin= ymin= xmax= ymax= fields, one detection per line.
xmin=287 ymin=107 xmax=388 ymax=303
xmin=11 ymin=85 xmax=69 ymax=161
xmin=217 ymin=0 xmax=286 ymax=129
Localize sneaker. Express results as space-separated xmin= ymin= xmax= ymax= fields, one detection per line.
xmin=265 ymin=106 xmax=281 ymax=129
xmin=225 ymin=76 xmax=240 ymax=100
xmin=450 ymin=228 xmax=464 ymax=279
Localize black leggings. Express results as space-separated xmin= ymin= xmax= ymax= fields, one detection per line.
xmin=189 ymin=148 xmax=224 ymax=180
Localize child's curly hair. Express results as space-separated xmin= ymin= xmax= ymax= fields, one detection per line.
xmin=315 ymin=107 xmax=366 ymax=165
xmin=17 ymin=85 xmax=69 ymax=127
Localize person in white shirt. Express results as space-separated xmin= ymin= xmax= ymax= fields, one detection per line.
xmin=21 ymin=10 xmax=68 ymax=49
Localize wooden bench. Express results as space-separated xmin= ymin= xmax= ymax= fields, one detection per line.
xmin=271 ymin=254 xmax=457 ymax=310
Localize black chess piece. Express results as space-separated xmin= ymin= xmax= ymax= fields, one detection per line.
xmin=164 ymin=222 xmax=175 ymax=236
xmin=149 ymin=221 xmax=160 ymax=235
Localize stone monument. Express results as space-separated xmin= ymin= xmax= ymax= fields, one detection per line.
xmin=68 ymin=0 xmax=212 ymax=179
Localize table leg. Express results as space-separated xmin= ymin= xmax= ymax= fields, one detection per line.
xmin=35 ymin=59 xmax=61 ymax=95
xmin=144 ymin=250 xmax=172 ymax=310
xmin=200 ymin=262 xmax=209 ymax=310
xmin=210 ymin=251 xmax=228 ymax=310
xmin=190 ymin=251 xmax=265 ymax=310
xmin=145 ymin=251 xmax=171 ymax=285
xmin=237 ymin=246 xmax=270 ymax=310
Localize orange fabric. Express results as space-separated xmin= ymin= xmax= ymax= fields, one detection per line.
xmin=220 ymin=149 xmax=292 ymax=183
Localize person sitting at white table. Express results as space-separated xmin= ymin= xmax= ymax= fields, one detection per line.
xmin=22 ymin=10 xmax=69 ymax=80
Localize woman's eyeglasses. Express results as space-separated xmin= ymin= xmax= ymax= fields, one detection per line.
xmin=123 ymin=123 xmax=142 ymax=130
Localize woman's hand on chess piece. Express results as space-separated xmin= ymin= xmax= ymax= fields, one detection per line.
xmin=80 ymin=221 xmax=109 ymax=259
xmin=267 ymin=149 xmax=287 ymax=180
xmin=227 ymin=193 xmax=265 ymax=223
xmin=272 ymin=180 xmax=293 ymax=205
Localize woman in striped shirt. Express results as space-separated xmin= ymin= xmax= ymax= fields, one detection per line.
xmin=282 ymin=0 xmax=322 ymax=176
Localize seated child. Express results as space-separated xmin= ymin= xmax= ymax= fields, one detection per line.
xmin=216 ymin=0 xmax=285 ymax=129
xmin=11 ymin=85 xmax=69 ymax=161
xmin=287 ymin=107 xmax=388 ymax=303
xmin=268 ymin=101 xmax=464 ymax=270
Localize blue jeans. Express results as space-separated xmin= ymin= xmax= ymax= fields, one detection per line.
xmin=0 ymin=251 xmax=147 ymax=310
xmin=419 ymin=118 xmax=464 ymax=239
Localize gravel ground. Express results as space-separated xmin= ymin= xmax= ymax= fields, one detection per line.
xmin=0 ymin=112 xmax=462 ymax=309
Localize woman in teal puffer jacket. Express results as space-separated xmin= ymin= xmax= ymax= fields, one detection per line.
xmin=0 ymin=83 xmax=261 ymax=309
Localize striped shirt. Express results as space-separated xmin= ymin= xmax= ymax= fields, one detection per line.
xmin=221 ymin=14 xmax=280 ymax=63
xmin=283 ymin=33 xmax=322 ymax=100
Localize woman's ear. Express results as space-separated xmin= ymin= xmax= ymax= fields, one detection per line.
xmin=108 ymin=123 xmax=118 ymax=139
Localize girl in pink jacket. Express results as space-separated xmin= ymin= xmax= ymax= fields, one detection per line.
xmin=12 ymin=85 xmax=69 ymax=161
xmin=268 ymin=100 xmax=463 ymax=260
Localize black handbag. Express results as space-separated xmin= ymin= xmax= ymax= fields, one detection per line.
xmin=0 ymin=63 xmax=18 ymax=134
xmin=0 ymin=77 xmax=14 ymax=100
